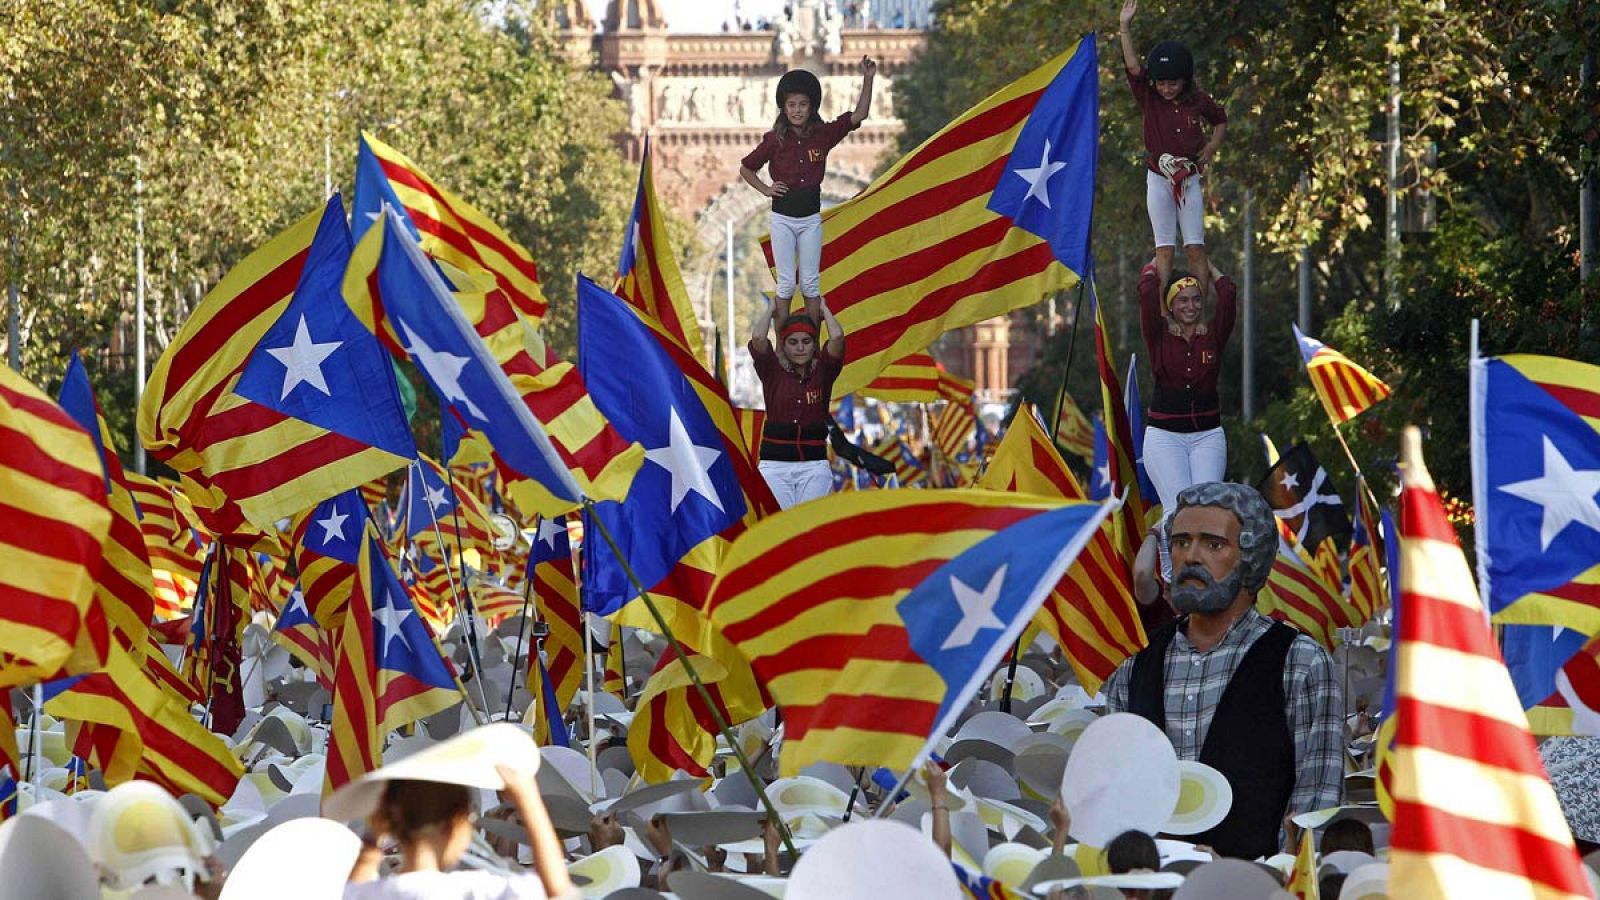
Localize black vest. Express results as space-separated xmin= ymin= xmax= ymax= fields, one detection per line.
xmin=1126 ymin=617 xmax=1298 ymax=860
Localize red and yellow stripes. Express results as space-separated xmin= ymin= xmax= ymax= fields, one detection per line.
xmin=762 ymin=47 xmax=1085 ymax=396
xmin=1388 ymin=428 xmax=1592 ymax=899
xmin=138 ymin=206 xmax=407 ymax=535
xmin=616 ymin=139 xmax=708 ymax=367
xmin=1260 ymin=540 xmax=1344 ymax=650
xmin=976 ymin=407 xmax=1145 ymax=694
xmin=932 ymin=401 xmax=976 ymax=465
xmin=0 ymin=367 xmax=111 ymax=687
xmin=1300 ymin=333 xmax=1391 ymax=425
xmin=1094 ymin=293 xmax=1152 ymax=552
xmin=324 ymin=538 xmax=381 ymax=798
xmin=532 ymin=533 xmax=583 ymax=725
xmin=862 ymin=351 xmax=942 ymax=402
xmin=1347 ymin=488 xmax=1388 ymax=625
xmin=362 ymin=133 xmax=548 ymax=323
xmin=704 ymin=490 xmax=1066 ymax=774
xmin=126 ymin=472 xmax=206 ymax=620
xmin=1050 ymin=388 xmax=1095 ymax=464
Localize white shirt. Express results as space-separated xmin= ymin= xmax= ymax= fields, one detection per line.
xmin=344 ymin=870 xmax=548 ymax=900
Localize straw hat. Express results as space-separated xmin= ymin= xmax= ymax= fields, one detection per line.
xmin=1164 ymin=760 xmax=1232 ymax=835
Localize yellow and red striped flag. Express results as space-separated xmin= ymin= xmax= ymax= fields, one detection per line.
xmin=126 ymin=473 xmax=206 ymax=620
xmin=862 ymin=351 xmax=941 ymax=403
xmin=872 ymin=433 xmax=926 ymax=487
xmin=704 ymin=490 xmax=1111 ymax=774
xmin=356 ymin=133 xmax=548 ymax=322
xmin=1259 ymin=520 xmax=1345 ymax=650
xmin=1093 ymin=287 xmax=1156 ymax=634
xmin=762 ymin=36 xmax=1100 ymax=396
xmin=1388 ymin=427 xmax=1593 ymax=898
xmin=932 ymin=401 xmax=976 ymax=465
xmin=977 ymin=405 xmax=1146 ymax=694
xmin=1050 ymin=386 xmax=1095 ymax=464
xmin=937 ymin=365 xmax=977 ymax=406
xmin=1346 ymin=484 xmax=1388 ymax=624
xmin=1288 ymin=826 xmax=1320 ymax=900
xmin=530 ymin=516 xmax=584 ymax=729
xmin=1294 ymin=325 xmax=1391 ymax=425
xmin=138 ymin=206 xmax=407 ymax=536
xmin=616 ymin=137 xmax=708 ymax=367
xmin=324 ymin=558 xmax=380 ymax=797
xmin=42 ymin=643 xmax=244 ymax=805
xmin=734 ymin=407 xmax=765 ymax=470
xmin=0 ymin=365 xmax=112 ymax=687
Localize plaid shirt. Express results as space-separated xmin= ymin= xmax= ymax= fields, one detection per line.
xmin=1105 ymin=606 xmax=1344 ymax=817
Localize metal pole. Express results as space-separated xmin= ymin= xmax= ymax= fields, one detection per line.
xmin=6 ymin=237 xmax=17 ymax=372
xmin=1298 ymin=175 xmax=1313 ymax=333
xmin=1582 ymin=52 xmax=1595 ymax=284
xmin=1385 ymin=17 xmax=1401 ymax=308
xmin=725 ymin=219 xmax=735 ymax=375
xmin=324 ymin=99 xmax=333 ymax=199
xmin=134 ymin=157 xmax=148 ymax=475
xmin=1242 ymin=188 xmax=1255 ymax=422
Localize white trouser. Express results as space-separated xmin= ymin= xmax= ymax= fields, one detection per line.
xmin=1145 ymin=169 xmax=1206 ymax=249
xmin=759 ymin=459 xmax=833 ymax=509
xmin=1142 ymin=425 xmax=1227 ymax=514
xmin=770 ymin=211 xmax=823 ymax=300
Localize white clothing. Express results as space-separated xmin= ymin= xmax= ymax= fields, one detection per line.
xmin=769 ymin=211 xmax=823 ymax=300
xmin=759 ymin=459 xmax=833 ymax=509
xmin=1141 ymin=424 xmax=1227 ymax=515
xmin=1145 ymin=169 xmax=1206 ymax=249
xmin=344 ymin=870 xmax=548 ymax=900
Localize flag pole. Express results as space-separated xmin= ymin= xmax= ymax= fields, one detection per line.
xmin=580 ymin=498 xmax=799 ymax=859
xmin=1001 ymin=281 xmax=1087 ymax=713
xmin=417 ymin=463 xmax=493 ymax=722
xmin=505 ymin=525 xmax=539 ymax=721
xmin=442 ymin=464 xmax=491 ymax=692
xmin=582 ymin=612 xmax=599 ymax=798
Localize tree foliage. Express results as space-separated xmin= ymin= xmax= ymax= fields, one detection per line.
xmin=0 ymin=0 xmax=631 ymax=457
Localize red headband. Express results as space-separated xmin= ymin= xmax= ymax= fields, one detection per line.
xmin=780 ymin=318 xmax=818 ymax=340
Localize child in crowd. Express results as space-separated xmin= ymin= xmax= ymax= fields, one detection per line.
xmin=740 ymin=56 xmax=877 ymax=327
xmin=1118 ymin=0 xmax=1227 ymax=297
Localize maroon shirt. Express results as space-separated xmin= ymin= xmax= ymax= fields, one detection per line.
xmin=1139 ymin=263 xmax=1236 ymax=433
xmin=1126 ymin=66 xmax=1227 ymax=175
xmin=750 ymin=338 xmax=844 ymax=461
xmin=740 ymin=114 xmax=861 ymax=216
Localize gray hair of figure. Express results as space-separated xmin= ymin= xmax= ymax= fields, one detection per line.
xmin=1171 ymin=481 xmax=1278 ymax=593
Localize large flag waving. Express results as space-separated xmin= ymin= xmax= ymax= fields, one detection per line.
xmin=1471 ymin=352 xmax=1600 ymax=635
xmin=354 ymin=133 xmax=548 ymax=322
xmin=139 ymin=200 xmax=410 ymax=534
xmin=704 ymin=490 xmax=1112 ymax=774
xmin=776 ymin=35 xmax=1098 ymax=396
xmin=1389 ymin=427 xmax=1592 ymax=898
xmin=616 ymin=137 xmax=707 ymax=366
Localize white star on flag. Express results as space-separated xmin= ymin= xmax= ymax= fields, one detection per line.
xmin=266 ymin=314 xmax=342 ymax=401
xmin=1499 ymin=436 xmax=1600 ymax=550
xmin=1013 ymin=140 xmax=1068 ymax=210
xmin=424 ymin=483 xmax=450 ymax=512
xmin=1280 ymin=471 xmax=1300 ymax=491
xmin=316 ymin=507 xmax=350 ymax=545
xmin=536 ymin=516 xmax=566 ymax=550
xmin=644 ymin=407 xmax=725 ymax=513
xmin=374 ymin=589 xmax=414 ymax=660
xmin=942 ymin=564 xmax=1009 ymax=651
xmin=398 ymin=321 xmax=486 ymax=419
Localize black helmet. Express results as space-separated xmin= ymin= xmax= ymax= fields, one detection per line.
xmin=775 ymin=69 xmax=822 ymax=111
xmin=1146 ymin=41 xmax=1194 ymax=82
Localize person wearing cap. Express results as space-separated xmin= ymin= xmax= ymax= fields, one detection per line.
xmin=1119 ymin=0 xmax=1227 ymax=299
xmin=1104 ymin=483 xmax=1343 ymax=861
xmin=739 ymin=56 xmax=877 ymax=327
xmin=1139 ymin=255 xmax=1235 ymax=517
xmin=750 ymin=293 xmax=846 ymax=508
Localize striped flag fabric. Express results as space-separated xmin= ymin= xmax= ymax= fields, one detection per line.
xmin=470 ymin=578 xmax=524 ymax=623
xmin=763 ymin=35 xmax=1099 ymax=397
xmin=932 ymin=400 xmax=976 ymax=466
xmin=1293 ymin=324 xmax=1392 ymax=424
xmin=1555 ymin=630 xmax=1600 ymax=735
xmin=354 ymin=133 xmax=548 ymax=322
xmin=42 ymin=643 xmax=244 ymax=805
xmin=1388 ymin=426 xmax=1592 ymax=898
xmin=704 ymin=490 xmax=1112 ymax=773
xmin=1049 ymin=385 xmax=1095 ymax=464
xmin=1470 ymin=352 xmax=1600 ymax=635
xmin=0 ymin=365 xmax=112 ymax=687
xmin=616 ymin=137 xmax=708 ymax=366
xmin=529 ymin=516 xmax=583 ymax=728
xmin=734 ymin=407 xmax=765 ymax=470
xmin=1258 ymin=519 xmax=1346 ymax=649
xmin=862 ymin=351 xmax=942 ymax=403
xmin=57 ymin=352 xmax=155 ymax=665
xmin=325 ymin=546 xmax=381 ymax=797
xmin=1093 ymin=288 xmax=1151 ymax=552
xmin=138 ymin=203 xmax=408 ymax=536
xmin=272 ymin=586 xmax=335 ymax=690
xmin=937 ymin=366 xmax=977 ymax=406
xmin=289 ymin=488 xmax=367 ymax=629
xmin=125 ymin=473 xmax=206 ymax=620
xmin=527 ymin=651 xmax=571 ymax=747
xmin=363 ymin=529 xmax=461 ymax=734
xmin=1346 ymin=484 xmax=1388 ymax=624
xmin=976 ymin=405 xmax=1146 ymax=693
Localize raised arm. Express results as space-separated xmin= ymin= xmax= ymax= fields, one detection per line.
xmin=751 ymin=293 xmax=777 ymax=353
xmin=1118 ymin=0 xmax=1141 ymax=73
xmin=497 ymin=764 xmax=575 ymax=898
xmin=819 ymin=298 xmax=845 ymax=358
xmin=850 ymin=56 xmax=878 ymax=125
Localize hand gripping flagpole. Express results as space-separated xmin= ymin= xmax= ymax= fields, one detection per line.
xmin=580 ymin=498 xmax=800 ymax=860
